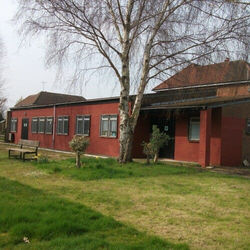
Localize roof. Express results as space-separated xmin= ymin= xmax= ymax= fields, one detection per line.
xmin=153 ymin=60 xmax=250 ymax=91
xmin=141 ymin=95 xmax=250 ymax=110
xmin=15 ymin=91 xmax=86 ymax=108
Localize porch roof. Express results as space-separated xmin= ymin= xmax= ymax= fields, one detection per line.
xmin=141 ymin=95 xmax=250 ymax=110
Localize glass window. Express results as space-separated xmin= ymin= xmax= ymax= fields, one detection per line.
xmin=31 ymin=118 xmax=38 ymax=133
xmin=110 ymin=115 xmax=117 ymax=137
xmin=57 ymin=116 xmax=69 ymax=135
xmin=63 ymin=117 xmax=69 ymax=135
xmin=38 ymin=117 xmax=45 ymax=133
xmin=76 ymin=115 xmax=90 ymax=136
xmin=189 ymin=117 xmax=200 ymax=141
xmin=83 ymin=116 xmax=90 ymax=135
xmin=100 ymin=115 xmax=117 ymax=138
xmin=45 ymin=117 xmax=53 ymax=134
xmin=10 ymin=118 xmax=17 ymax=132
xmin=246 ymin=118 xmax=250 ymax=135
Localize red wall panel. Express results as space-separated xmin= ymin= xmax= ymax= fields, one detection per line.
xmin=210 ymin=108 xmax=222 ymax=166
xmin=11 ymin=102 xmax=120 ymax=157
xmin=174 ymin=116 xmax=200 ymax=163
xmin=132 ymin=113 xmax=151 ymax=158
xmin=221 ymin=116 xmax=245 ymax=166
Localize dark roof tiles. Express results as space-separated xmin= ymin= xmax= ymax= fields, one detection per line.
xmin=15 ymin=91 xmax=86 ymax=108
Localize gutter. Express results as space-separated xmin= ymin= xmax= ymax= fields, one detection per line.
xmin=141 ymin=97 xmax=250 ymax=111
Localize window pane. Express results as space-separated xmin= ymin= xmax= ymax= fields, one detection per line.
xmin=76 ymin=116 xmax=84 ymax=134
xmin=247 ymin=118 xmax=250 ymax=134
xmin=46 ymin=118 xmax=53 ymax=134
xmin=110 ymin=119 xmax=117 ymax=137
xmin=189 ymin=118 xmax=200 ymax=140
xmin=101 ymin=116 xmax=109 ymax=136
xmin=63 ymin=117 xmax=69 ymax=134
xmin=32 ymin=118 xmax=38 ymax=133
xmin=57 ymin=118 xmax=63 ymax=134
xmin=38 ymin=118 xmax=45 ymax=133
xmin=83 ymin=117 xmax=90 ymax=135
xmin=11 ymin=119 xmax=17 ymax=132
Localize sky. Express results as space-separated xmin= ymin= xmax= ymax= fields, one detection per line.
xmin=0 ymin=0 xmax=121 ymax=108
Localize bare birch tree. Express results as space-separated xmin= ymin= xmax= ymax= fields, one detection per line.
xmin=15 ymin=0 xmax=249 ymax=162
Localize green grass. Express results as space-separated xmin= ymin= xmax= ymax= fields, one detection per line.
xmin=35 ymin=156 xmax=202 ymax=181
xmin=0 ymin=145 xmax=249 ymax=249
xmin=0 ymin=177 xmax=187 ymax=249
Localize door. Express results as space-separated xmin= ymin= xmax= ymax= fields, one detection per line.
xmin=21 ymin=118 xmax=29 ymax=139
xmin=150 ymin=111 xmax=175 ymax=159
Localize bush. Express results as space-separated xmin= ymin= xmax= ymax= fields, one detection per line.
xmin=69 ymin=135 xmax=89 ymax=168
xmin=142 ymin=125 xmax=169 ymax=164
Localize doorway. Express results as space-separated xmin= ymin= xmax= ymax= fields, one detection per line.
xmin=150 ymin=111 xmax=175 ymax=159
xmin=21 ymin=118 xmax=29 ymax=139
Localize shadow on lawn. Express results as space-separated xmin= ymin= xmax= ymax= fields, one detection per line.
xmin=0 ymin=177 xmax=188 ymax=250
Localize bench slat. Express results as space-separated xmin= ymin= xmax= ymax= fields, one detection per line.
xmin=19 ymin=139 xmax=40 ymax=147
xmin=8 ymin=148 xmax=35 ymax=153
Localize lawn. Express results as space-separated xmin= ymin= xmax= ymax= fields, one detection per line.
xmin=0 ymin=145 xmax=249 ymax=249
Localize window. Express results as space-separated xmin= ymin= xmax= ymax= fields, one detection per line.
xmin=57 ymin=116 xmax=69 ymax=135
xmin=246 ymin=118 xmax=250 ymax=135
xmin=100 ymin=115 xmax=117 ymax=137
xmin=31 ymin=118 xmax=38 ymax=133
xmin=38 ymin=117 xmax=45 ymax=133
xmin=45 ymin=117 xmax=53 ymax=134
xmin=189 ymin=117 xmax=200 ymax=141
xmin=10 ymin=118 xmax=17 ymax=132
xmin=76 ymin=115 xmax=90 ymax=136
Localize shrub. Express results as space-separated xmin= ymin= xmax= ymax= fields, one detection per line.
xmin=142 ymin=142 xmax=153 ymax=164
xmin=142 ymin=125 xmax=169 ymax=164
xmin=69 ymin=135 xmax=89 ymax=168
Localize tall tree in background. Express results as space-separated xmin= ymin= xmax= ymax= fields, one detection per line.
xmin=15 ymin=0 xmax=249 ymax=162
xmin=0 ymin=37 xmax=6 ymax=120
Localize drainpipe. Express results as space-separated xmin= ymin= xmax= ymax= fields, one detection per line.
xmin=52 ymin=105 xmax=56 ymax=148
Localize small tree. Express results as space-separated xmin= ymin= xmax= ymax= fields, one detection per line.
xmin=142 ymin=141 xmax=153 ymax=165
xmin=69 ymin=135 xmax=89 ymax=168
xmin=143 ymin=125 xmax=169 ymax=164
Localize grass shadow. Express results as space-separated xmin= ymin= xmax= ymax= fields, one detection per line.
xmin=0 ymin=176 xmax=188 ymax=249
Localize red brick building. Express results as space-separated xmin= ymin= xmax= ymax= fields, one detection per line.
xmin=9 ymin=60 xmax=250 ymax=167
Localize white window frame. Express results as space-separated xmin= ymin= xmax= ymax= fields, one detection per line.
xmin=38 ymin=117 xmax=45 ymax=134
xmin=76 ymin=115 xmax=90 ymax=136
xmin=100 ymin=114 xmax=118 ymax=138
xmin=31 ymin=117 xmax=38 ymax=133
xmin=57 ymin=116 xmax=69 ymax=135
xmin=45 ymin=117 xmax=53 ymax=134
xmin=10 ymin=118 xmax=17 ymax=132
xmin=188 ymin=117 xmax=200 ymax=141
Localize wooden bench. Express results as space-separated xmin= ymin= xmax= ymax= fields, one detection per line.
xmin=8 ymin=139 xmax=40 ymax=161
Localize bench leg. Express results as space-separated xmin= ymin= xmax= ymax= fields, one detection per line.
xmin=23 ymin=153 xmax=25 ymax=162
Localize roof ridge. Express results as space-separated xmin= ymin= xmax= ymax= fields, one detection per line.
xmin=40 ymin=91 xmax=84 ymax=98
